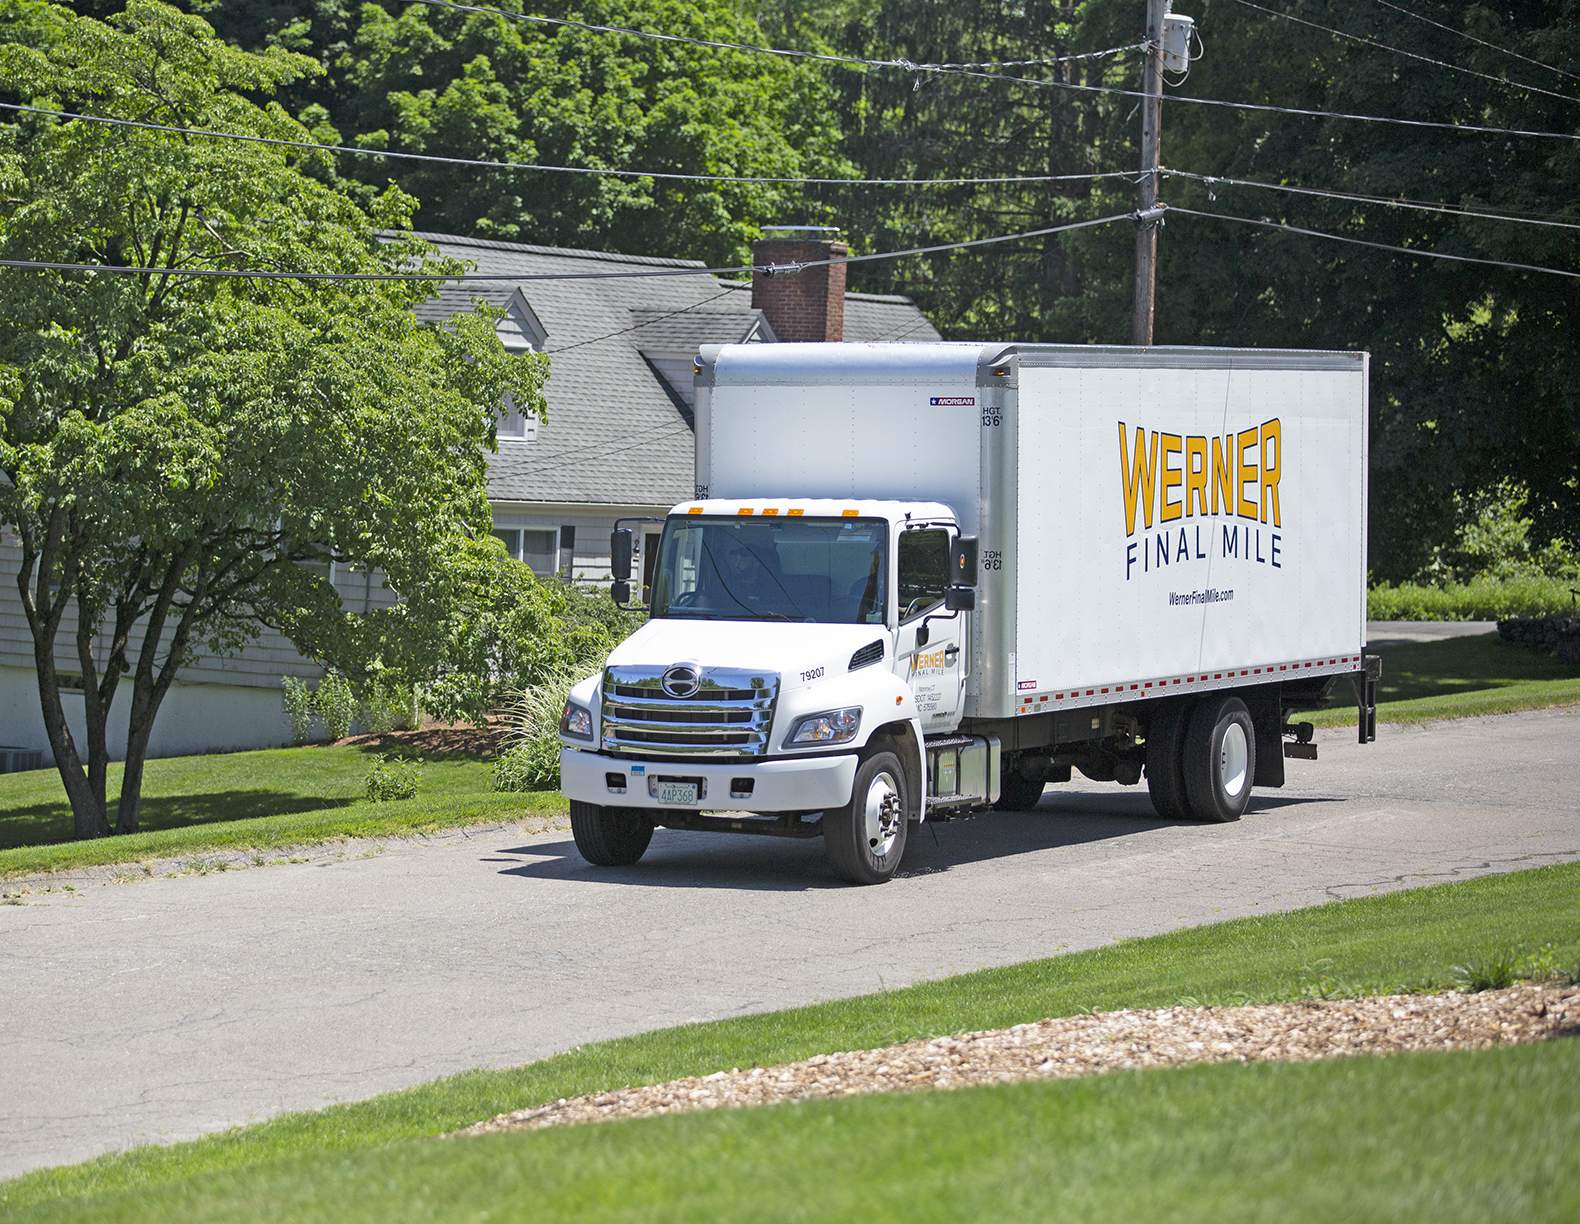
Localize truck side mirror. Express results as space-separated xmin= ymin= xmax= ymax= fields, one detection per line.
xmin=945 ymin=586 xmax=976 ymax=612
xmin=611 ymin=579 xmax=632 ymax=606
xmin=951 ymin=535 xmax=979 ymax=587
xmin=610 ymin=527 xmax=634 ymax=581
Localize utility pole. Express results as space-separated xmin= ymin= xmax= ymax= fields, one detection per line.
xmin=1131 ymin=0 xmax=1170 ymax=346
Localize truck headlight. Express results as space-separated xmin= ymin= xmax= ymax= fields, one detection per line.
xmin=787 ymin=706 xmax=862 ymax=746
xmin=560 ymin=701 xmax=594 ymax=741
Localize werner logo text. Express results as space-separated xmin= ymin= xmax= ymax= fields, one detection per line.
xmin=1119 ymin=419 xmax=1285 ymax=582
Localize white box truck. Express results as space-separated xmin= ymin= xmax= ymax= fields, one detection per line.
xmin=560 ymin=343 xmax=1379 ymax=883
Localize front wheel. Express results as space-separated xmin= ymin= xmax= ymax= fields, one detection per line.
xmin=824 ymin=751 xmax=909 ymax=885
xmin=570 ymin=801 xmax=654 ymax=866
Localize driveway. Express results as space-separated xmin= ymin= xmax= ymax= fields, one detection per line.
xmin=3 ymin=706 xmax=1578 ymax=1179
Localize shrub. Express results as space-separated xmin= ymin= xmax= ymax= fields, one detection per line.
xmin=492 ymin=742 xmax=555 ymax=792
xmin=281 ymin=676 xmax=316 ymax=744
xmin=364 ymin=754 xmax=421 ymax=802
xmin=316 ymin=671 xmax=357 ymax=741
xmin=420 ymin=538 xmax=639 ymax=725
xmin=1368 ymin=575 xmax=1580 ymax=622
xmin=360 ymin=678 xmax=417 ymax=735
xmin=497 ymin=665 xmax=584 ymax=791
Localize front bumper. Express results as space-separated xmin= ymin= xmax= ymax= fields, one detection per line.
xmin=560 ymin=749 xmax=858 ymax=813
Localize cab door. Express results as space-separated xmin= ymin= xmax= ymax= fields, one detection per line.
xmin=892 ymin=526 xmax=967 ymax=733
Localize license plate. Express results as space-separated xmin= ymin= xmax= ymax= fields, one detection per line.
xmin=654 ymin=781 xmax=699 ymax=805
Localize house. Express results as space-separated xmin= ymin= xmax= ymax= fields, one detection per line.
xmin=0 ymin=230 xmax=940 ymax=762
xmin=416 ymin=227 xmax=941 ymax=589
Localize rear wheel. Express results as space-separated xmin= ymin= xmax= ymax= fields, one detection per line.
xmin=824 ymin=751 xmax=909 ymax=885
xmin=1145 ymin=701 xmax=1190 ymax=820
xmin=1182 ymin=696 xmax=1257 ymax=823
xmin=570 ymin=801 xmax=654 ymax=866
xmin=994 ymin=764 xmax=1046 ymax=812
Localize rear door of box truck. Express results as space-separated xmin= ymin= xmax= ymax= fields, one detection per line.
xmin=999 ymin=348 xmax=1368 ymax=716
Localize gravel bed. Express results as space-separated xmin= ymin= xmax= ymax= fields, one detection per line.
xmin=461 ymin=983 xmax=1579 ymax=1138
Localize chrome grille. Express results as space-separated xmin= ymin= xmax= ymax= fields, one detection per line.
xmin=601 ymin=666 xmax=779 ymax=757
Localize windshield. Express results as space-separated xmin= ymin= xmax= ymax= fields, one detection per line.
xmin=651 ymin=516 xmax=887 ymax=624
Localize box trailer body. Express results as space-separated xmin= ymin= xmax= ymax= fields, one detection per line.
xmin=560 ymin=343 xmax=1378 ymax=883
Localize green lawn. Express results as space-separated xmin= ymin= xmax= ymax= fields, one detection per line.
xmin=29 ymin=1043 xmax=1573 ymax=1224
xmin=0 ymin=743 xmax=563 ymax=880
xmin=1308 ymin=631 xmax=1580 ymax=726
xmin=5 ymin=860 xmax=1576 ymax=1220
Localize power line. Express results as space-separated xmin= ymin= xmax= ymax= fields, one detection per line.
xmin=1164 ymin=168 xmax=1580 ymax=231
xmin=1363 ymin=0 xmax=1580 ymax=85
xmin=0 ymin=102 xmax=1129 ymax=189
xmin=399 ymin=0 xmax=1580 ymax=142
xmin=407 ymin=0 xmax=1143 ymax=76
xmin=1170 ymin=205 xmax=1580 ymax=279
xmin=512 ymin=424 xmax=695 ymax=478
xmin=0 ymin=254 xmax=751 ymax=283
xmin=545 ymin=284 xmax=747 ymax=354
xmin=0 ymin=212 xmax=1138 ymax=283
xmin=1224 ymin=0 xmax=1580 ymax=106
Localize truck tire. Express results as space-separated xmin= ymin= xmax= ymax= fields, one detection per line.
xmin=1182 ymin=696 xmax=1257 ymax=823
xmin=824 ymin=751 xmax=909 ymax=885
xmin=1145 ymin=701 xmax=1190 ymax=820
xmin=570 ymin=801 xmax=654 ymax=866
xmin=994 ymin=767 xmax=1046 ymax=812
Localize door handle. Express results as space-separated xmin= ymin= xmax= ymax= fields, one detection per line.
xmin=943 ymin=644 xmax=960 ymax=661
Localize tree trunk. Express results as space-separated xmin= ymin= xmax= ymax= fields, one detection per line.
xmin=114 ymin=671 xmax=167 ymax=836
xmin=17 ymin=518 xmax=110 ymax=838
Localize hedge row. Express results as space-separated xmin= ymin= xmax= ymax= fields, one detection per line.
xmin=1368 ymin=575 xmax=1580 ymax=622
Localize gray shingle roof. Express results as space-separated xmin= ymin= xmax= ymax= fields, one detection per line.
xmin=412 ymin=231 xmax=938 ymax=507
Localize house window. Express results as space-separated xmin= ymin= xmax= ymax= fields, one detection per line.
xmin=492 ymin=527 xmax=558 ymax=575
xmin=497 ymin=390 xmax=537 ymax=442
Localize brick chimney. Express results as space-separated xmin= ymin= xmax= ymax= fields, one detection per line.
xmin=751 ymin=226 xmax=847 ymax=342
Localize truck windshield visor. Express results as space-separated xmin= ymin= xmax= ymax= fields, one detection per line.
xmin=651 ymin=516 xmax=887 ymax=624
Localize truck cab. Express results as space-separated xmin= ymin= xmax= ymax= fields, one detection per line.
xmin=559 ymin=498 xmax=996 ymax=883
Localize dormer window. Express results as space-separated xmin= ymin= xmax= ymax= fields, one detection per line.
xmin=497 ymin=289 xmax=548 ymax=442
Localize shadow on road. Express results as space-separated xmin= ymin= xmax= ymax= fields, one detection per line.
xmin=489 ymin=786 xmax=1339 ymax=892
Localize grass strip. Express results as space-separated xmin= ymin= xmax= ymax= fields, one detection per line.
xmin=1306 ymin=632 xmax=1580 ymax=727
xmin=24 ymin=1041 xmax=1576 ymax=1223
xmin=0 ymin=744 xmax=563 ymax=880
xmin=5 ymin=859 xmax=1576 ymax=1215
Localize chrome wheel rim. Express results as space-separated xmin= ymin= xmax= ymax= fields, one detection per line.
xmin=862 ymin=771 xmax=902 ymax=858
xmin=1219 ymin=722 xmax=1249 ymax=799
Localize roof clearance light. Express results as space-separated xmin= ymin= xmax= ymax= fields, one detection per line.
xmin=841 ymin=509 xmax=858 ymax=517
xmin=687 ymin=507 xmax=703 ymax=515
xmin=761 ymin=507 xmax=779 ymax=516
xmin=787 ymin=508 xmax=805 ymax=517
xmin=738 ymin=507 xmax=754 ymax=515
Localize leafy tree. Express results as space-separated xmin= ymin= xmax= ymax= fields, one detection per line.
xmin=1074 ymin=0 xmax=1580 ymax=579
xmin=0 ymin=0 xmax=546 ymax=837
xmin=182 ymin=0 xmax=854 ymax=264
xmin=791 ymin=0 xmax=1578 ymax=577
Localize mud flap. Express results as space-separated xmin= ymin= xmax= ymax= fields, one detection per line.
xmin=1246 ymin=693 xmax=1285 ymax=788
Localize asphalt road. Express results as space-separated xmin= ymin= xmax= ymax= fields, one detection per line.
xmin=4 ymin=706 xmax=1579 ymax=1180
xmin=1366 ymin=620 xmax=1497 ymax=647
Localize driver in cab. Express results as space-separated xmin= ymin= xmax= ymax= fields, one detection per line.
xmin=705 ymin=530 xmax=791 ymax=617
